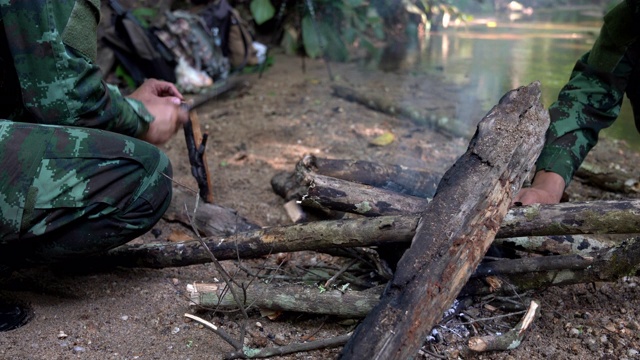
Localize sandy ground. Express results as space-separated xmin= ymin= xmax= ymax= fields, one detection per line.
xmin=1 ymin=52 xmax=639 ymax=359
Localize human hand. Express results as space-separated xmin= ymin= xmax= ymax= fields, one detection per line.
xmin=512 ymin=170 xmax=565 ymax=206
xmin=128 ymin=79 xmax=189 ymax=145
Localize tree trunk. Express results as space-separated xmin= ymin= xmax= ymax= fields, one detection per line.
xmin=339 ymin=82 xmax=549 ymax=360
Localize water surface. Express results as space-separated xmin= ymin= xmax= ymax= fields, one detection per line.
xmin=379 ymin=8 xmax=639 ymax=148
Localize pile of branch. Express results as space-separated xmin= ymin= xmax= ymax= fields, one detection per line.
xmin=99 ymin=82 xmax=640 ymax=358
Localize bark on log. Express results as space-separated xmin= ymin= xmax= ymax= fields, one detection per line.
xmin=103 ymin=216 xmax=419 ymax=268
xmin=187 ymin=282 xmax=380 ymax=317
xmin=294 ymin=166 xmax=640 ymax=237
xmin=301 ymin=172 xmax=429 ymax=217
xmin=164 ymin=187 xmax=260 ymax=237
xmin=331 ymin=85 xmax=470 ymax=138
xmin=494 ymin=235 xmax=617 ymax=256
xmin=500 ymin=199 xmax=640 ymax=238
xmin=185 ymin=237 xmax=640 ymax=317
xmin=461 ymin=235 xmax=640 ymax=296
xmin=303 ymin=155 xmax=441 ymax=198
xmin=340 ymin=82 xmax=549 ymax=360
xmin=107 ymin=198 xmax=636 ymax=268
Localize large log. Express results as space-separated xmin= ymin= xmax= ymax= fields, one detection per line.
xmin=340 ymin=83 xmax=549 ymax=359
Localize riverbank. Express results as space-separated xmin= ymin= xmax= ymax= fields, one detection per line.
xmin=1 ymin=52 xmax=639 ymax=359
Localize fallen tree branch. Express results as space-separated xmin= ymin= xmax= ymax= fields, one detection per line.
xmin=184 ymin=313 xmax=242 ymax=350
xmin=294 ymin=167 xmax=640 ymax=236
xmin=271 ymin=155 xmax=441 ymax=200
xmin=101 ymin=216 xmax=417 ymax=268
xmin=101 ymin=202 xmax=640 ymax=268
xmin=494 ymin=234 xmax=617 ymax=256
xmin=186 ymin=237 xmax=640 ymax=317
xmin=301 ymin=172 xmax=429 ymax=217
xmin=187 ymin=282 xmax=380 ymax=318
xmin=331 ymin=85 xmax=469 ymax=138
xmin=467 ymin=300 xmax=540 ymax=352
xmin=225 ymin=333 xmax=351 ymax=359
xmin=102 ymin=197 xmax=637 ymax=268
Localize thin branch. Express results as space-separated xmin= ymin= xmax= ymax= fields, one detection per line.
xmin=183 ymin=313 xmax=243 ymax=350
xmin=224 ymin=333 xmax=352 ymax=359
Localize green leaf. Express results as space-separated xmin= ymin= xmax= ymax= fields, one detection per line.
xmin=302 ymin=16 xmax=324 ymax=59
xmin=343 ymin=26 xmax=357 ymax=44
xmin=115 ymin=65 xmax=136 ymax=89
xmin=319 ymin=22 xmax=349 ymax=62
xmin=250 ymin=0 xmax=275 ymax=25
xmin=131 ymin=7 xmax=156 ymax=28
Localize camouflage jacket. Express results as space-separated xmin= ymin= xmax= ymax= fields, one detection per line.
xmin=0 ymin=0 xmax=153 ymax=137
xmin=536 ymin=0 xmax=640 ymax=186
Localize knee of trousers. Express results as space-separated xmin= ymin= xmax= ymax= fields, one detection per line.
xmin=116 ymin=148 xmax=173 ymax=239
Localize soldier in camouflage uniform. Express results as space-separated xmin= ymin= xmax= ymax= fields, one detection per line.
xmin=0 ymin=1 xmax=189 ymax=268
xmin=514 ymin=0 xmax=640 ymax=205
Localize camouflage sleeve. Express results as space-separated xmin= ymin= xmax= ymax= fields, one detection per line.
xmin=0 ymin=1 xmax=153 ymax=137
xmin=536 ymin=1 xmax=640 ymax=187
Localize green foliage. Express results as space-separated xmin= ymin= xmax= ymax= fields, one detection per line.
xmin=115 ymin=65 xmax=136 ymax=89
xmin=301 ymin=15 xmax=324 ymax=59
xmin=247 ymin=0 xmax=475 ymax=61
xmin=130 ymin=7 xmax=157 ymax=28
xmin=250 ymin=0 xmax=276 ymax=25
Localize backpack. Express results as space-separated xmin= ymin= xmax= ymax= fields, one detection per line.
xmin=101 ymin=0 xmax=177 ymax=86
xmin=200 ymin=0 xmax=259 ymax=69
xmin=154 ymin=10 xmax=230 ymax=84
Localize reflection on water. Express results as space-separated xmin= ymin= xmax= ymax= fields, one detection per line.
xmin=376 ymin=10 xmax=639 ymax=149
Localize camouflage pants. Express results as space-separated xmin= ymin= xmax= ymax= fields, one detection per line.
xmin=0 ymin=120 xmax=172 ymax=265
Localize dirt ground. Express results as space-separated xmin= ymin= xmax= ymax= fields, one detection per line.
xmin=1 ymin=51 xmax=639 ymax=359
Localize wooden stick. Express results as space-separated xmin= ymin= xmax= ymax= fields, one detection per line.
xmin=467 ymin=300 xmax=540 ymax=352
xmin=189 ymin=110 xmax=214 ymax=203
xmin=225 ymin=334 xmax=351 ymax=359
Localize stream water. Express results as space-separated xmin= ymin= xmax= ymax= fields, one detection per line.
xmin=377 ymin=6 xmax=639 ymax=149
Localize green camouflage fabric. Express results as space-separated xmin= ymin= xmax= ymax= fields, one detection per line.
xmin=0 ymin=121 xmax=172 ymax=264
xmin=536 ymin=0 xmax=640 ymax=186
xmin=0 ymin=0 xmax=154 ymax=135
xmin=0 ymin=1 xmax=172 ymax=264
